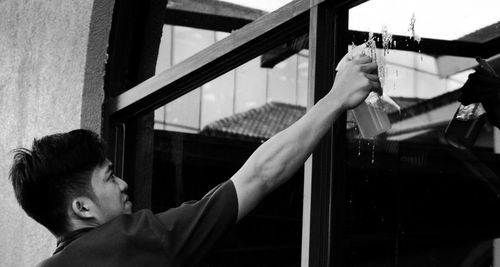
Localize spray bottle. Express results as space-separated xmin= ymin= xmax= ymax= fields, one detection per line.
xmin=336 ymin=41 xmax=399 ymax=139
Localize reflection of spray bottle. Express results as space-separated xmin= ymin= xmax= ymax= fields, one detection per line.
xmin=444 ymin=57 xmax=499 ymax=149
xmin=336 ymin=42 xmax=397 ymax=139
xmin=444 ymin=102 xmax=487 ymax=149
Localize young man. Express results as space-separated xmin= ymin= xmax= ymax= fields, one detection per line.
xmin=9 ymin=53 xmax=380 ymax=266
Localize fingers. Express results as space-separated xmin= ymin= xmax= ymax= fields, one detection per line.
xmin=349 ymin=56 xmax=382 ymax=95
xmin=351 ymin=55 xmax=378 ymax=74
xmin=364 ymin=73 xmax=382 ymax=95
xmin=369 ymin=81 xmax=383 ymax=95
xmin=359 ymin=62 xmax=378 ymax=73
xmin=352 ymin=55 xmax=373 ymax=64
xmin=364 ymin=73 xmax=379 ymax=82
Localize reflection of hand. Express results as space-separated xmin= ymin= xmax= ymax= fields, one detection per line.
xmin=459 ymin=68 xmax=500 ymax=105
xmin=329 ymin=55 xmax=381 ymax=110
xmin=459 ymin=68 xmax=500 ymax=129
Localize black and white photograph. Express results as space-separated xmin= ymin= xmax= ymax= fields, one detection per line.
xmin=1 ymin=0 xmax=500 ymax=266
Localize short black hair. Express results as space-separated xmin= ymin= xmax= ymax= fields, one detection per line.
xmin=9 ymin=129 xmax=107 ymax=236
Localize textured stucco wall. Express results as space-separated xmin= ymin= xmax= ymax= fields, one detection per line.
xmin=81 ymin=0 xmax=115 ymax=133
xmin=0 ymin=0 xmax=113 ymax=266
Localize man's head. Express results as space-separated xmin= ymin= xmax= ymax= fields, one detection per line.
xmin=9 ymin=129 xmax=132 ymax=237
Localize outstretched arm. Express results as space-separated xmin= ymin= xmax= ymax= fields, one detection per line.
xmin=230 ymin=55 xmax=380 ymax=221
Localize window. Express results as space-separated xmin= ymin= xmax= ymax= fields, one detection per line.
xmin=152 ymin=26 xmax=308 ymax=265
xmin=342 ymin=1 xmax=500 ymax=266
xmin=104 ymin=0 xmax=322 ymax=265
xmin=104 ymin=0 xmax=500 ymax=266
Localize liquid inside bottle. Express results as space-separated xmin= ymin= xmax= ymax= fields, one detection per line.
xmin=352 ymin=102 xmax=392 ymax=139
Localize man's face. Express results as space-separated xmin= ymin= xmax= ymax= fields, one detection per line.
xmin=90 ymin=159 xmax=132 ymax=224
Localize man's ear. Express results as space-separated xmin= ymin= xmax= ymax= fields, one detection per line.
xmin=71 ymin=197 xmax=95 ymax=219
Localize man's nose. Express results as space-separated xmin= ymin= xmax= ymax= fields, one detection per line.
xmin=117 ymin=177 xmax=128 ymax=191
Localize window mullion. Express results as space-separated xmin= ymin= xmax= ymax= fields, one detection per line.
xmin=308 ymin=2 xmax=349 ymax=266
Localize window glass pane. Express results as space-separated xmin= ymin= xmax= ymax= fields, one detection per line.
xmin=216 ymin=31 xmax=229 ymax=41
xmin=152 ymin=14 xmax=308 ymax=265
xmin=165 ymin=89 xmax=201 ymax=132
xmin=349 ymin=0 xmax=500 ymax=41
xmin=296 ymin=52 xmax=309 ymax=107
xmin=155 ymin=25 xmax=173 ymax=131
xmin=156 ymin=25 xmax=173 ymax=74
xmin=155 ymin=26 xmax=215 ymax=132
xmin=447 ymin=71 xmax=473 ymax=90
xmin=344 ymin=2 xmax=500 ymax=265
xmin=201 ymin=71 xmax=235 ymax=129
xmin=172 ymin=26 xmax=214 ymax=64
xmin=154 ymin=107 xmax=167 ymax=130
xmin=235 ymin=58 xmax=267 ymax=113
xmin=268 ymin=55 xmax=298 ymax=104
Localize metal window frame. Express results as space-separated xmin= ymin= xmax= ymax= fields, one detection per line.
xmin=103 ymin=0 xmax=370 ymax=265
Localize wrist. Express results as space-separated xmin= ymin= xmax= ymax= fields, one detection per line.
xmin=323 ymin=88 xmax=348 ymax=111
xmin=317 ymin=93 xmax=345 ymax=114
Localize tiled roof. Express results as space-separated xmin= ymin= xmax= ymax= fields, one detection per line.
xmin=201 ymin=95 xmax=437 ymax=140
xmin=201 ymin=102 xmax=306 ymax=141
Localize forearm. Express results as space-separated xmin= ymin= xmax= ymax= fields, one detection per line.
xmin=231 ymin=53 xmax=379 ymax=221
xmin=231 ymin=96 xmax=344 ymax=220
xmin=251 ymin=96 xmax=343 ymax=191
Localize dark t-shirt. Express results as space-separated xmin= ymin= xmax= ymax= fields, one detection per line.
xmin=38 ymin=180 xmax=238 ymax=267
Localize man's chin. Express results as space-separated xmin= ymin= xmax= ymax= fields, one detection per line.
xmin=124 ymin=201 xmax=133 ymax=214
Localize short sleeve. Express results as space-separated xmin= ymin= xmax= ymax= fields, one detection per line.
xmin=155 ymin=180 xmax=238 ymax=266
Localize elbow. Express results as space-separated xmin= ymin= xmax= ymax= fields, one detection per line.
xmin=254 ymin=145 xmax=297 ymax=192
xmin=258 ymin=163 xmax=286 ymax=193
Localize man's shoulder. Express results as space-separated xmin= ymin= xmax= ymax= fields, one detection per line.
xmin=36 ymin=253 xmax=63 ymax=267
xmin=37 ymin=210 xmax=170 ymax=267
xmin=37 ymin=181 xmax=237 ymax=267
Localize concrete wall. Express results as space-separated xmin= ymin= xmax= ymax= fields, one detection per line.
xmin=0 ymin=0 xmax=114 ymax=266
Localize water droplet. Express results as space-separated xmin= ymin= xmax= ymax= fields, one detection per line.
xmin=381 ymin=25 xmax=392 ymax=56
xmin=353 ymin=120 xmax=362 ymax=157
xmin=358 ymin=136 xmax=362 ymax=157
xmin=415 ymin=35 xmax=422 ymax=44
xmin=408 ymin=13 xmax=416 ymax=36
xmin=371 ymin=140 xmax=376 ymax=164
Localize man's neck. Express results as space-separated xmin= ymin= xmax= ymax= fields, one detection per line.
xmin=67 ymin=216 xmax=100 ymax=235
